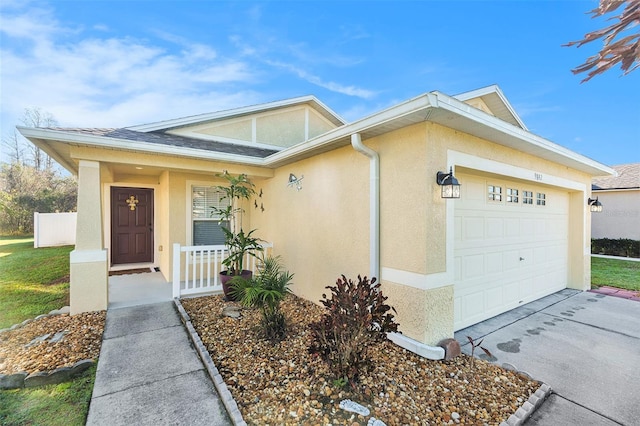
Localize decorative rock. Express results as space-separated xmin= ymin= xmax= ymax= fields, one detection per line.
xmin=451 ymin=412 xmax=460 ymax=420
xmin=437 ymin=338 xmax=461 ymax=360
xmin=368 ymin=418 xmax=387 ymax=426
xmin=49 ymin=306 xmax=70 ymax=315
xmin=25 ymin=333 xmax=51 ymax=348
xmin=0 ymin=372 xmax=28 ymax=389
xmin=339 ymin=399 xmax=370 ymax=416
xmin=49 ymin=330 xmax=68 ymax=343
xmin=222 ymin=305 xmax=242 ymax=319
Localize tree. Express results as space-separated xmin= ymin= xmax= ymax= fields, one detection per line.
xmin=2 ymin=107 xmax=58 ymax=170
xmin=21 ymin=107 xmax=59 ymax=170
xmin=0 ymin=163 xmax=77 ymax=234
xmin=565 ymin=0 xmax=640 ymax=82
xmin=0 ymin=108 xmax=76 ymax=235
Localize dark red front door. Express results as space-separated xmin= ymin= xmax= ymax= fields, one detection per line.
xmin=111 ymin=187 xmax=154 ymax=265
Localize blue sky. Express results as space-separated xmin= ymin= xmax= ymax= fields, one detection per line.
xmin=1 ymin=0 xmax=638 ymax=167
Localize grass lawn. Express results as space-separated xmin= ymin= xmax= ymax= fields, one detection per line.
xmin=591 ymin=256 xmax=640 ymax=292
xmin=0 ymin=235 xmax=95 ymax=426
xmin=0 ymin=365 xmax=96 ymax=426
xmin=0 ymin=236 xmax=72 ymax=329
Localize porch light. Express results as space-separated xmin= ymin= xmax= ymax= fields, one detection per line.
xmin=287 ymin=173 xmax=304 ymax=191
xmin=436 ymin=167 xmax=461 ymax=199
xmin=588 ymin=197 xmax=603 ymax=213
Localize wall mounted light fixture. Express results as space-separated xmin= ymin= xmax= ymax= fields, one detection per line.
xmin=436 ymin=167 xmax=461 ymax=199
xmin=287 ymin=173 xmax=304 ymax=191
xmin=588 ymin=197 xmax=603 ymax=213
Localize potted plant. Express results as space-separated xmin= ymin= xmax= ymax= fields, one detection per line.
xmin=212 ymin=171 xmax=264 ymax=300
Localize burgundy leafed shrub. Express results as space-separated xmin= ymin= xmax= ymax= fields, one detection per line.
xmin=309 ymin=275 xmax=399 ymax=385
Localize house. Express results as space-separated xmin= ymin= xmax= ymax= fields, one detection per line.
xmin=591 ymin=163 xmax=640 ymax=240
xmin=18 ymin=85 xmax=614 ymax=350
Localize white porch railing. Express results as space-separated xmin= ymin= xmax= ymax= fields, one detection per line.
xmin=172 ymin=242 xmax=273 ymax=298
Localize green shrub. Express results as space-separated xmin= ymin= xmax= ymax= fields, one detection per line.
xmin=230 ymin=256 xmax=293 ymax=341
xmin=591 ymin=238 xmax=640 ymax=258
xmin=309 ymin=275 xmax=399 ymax=385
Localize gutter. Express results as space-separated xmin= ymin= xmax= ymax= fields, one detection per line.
xmin=17 ymin=126 xmax=266 ymax=168
xmin=351 ymin=133 xmax=380 ymax=280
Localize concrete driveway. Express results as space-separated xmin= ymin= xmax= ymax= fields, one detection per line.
xmin=455 ymin=289 xmax=640 ymax=425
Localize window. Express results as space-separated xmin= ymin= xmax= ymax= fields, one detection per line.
xmin=192 ymin=186 xmax=230 ymax=245
xmin=506 ymin=188 xmax=519 ymax=203
xmin=523 ymin=191 xmax=534 ymax=205
xmin=488 ymin=185 xmax=502 ymax=201
xmin=537 ymin=192 xmax=546 ymax=206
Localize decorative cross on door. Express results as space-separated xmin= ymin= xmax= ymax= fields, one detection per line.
xmin=126 ymin=195 xmax=139 ymax=210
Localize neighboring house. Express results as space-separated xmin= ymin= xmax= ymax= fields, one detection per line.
xmin=591 ymin=163 xmax=640 ymax=240
xmin=18 ymin=85 xmax=614 ymax=348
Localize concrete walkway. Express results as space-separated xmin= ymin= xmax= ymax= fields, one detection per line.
xmin=456 ymin=289 xmax=640 ymax=425
xmin=86 ymin=302 xmax=231 ymax=426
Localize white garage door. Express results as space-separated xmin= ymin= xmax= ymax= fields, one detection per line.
xmin=454 ymin=173 xmax=569 ymax=330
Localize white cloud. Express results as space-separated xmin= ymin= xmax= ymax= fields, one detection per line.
xmin=266 ymin=60 xmax=377 ymax=99
xmin=0 ymin=2 xmax=258 ymax=133
xmin=0 ymin=0 xmax=379 ymax=141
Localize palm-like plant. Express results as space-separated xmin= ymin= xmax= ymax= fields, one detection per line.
xmin=212 ymin=171 xmax=263 ymax=275
xmin=230 ymin=256 xmax=294 ymax=340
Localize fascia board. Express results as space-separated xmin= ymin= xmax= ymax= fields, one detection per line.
xmin=17 ymin=127 xmax=265 ymax=167
xmin=432 ymin=92 xmax=615 ymax=177
xmin=592 ymin=187 xmax=639 ymax=192
xmin=454 ymin=84 xmax=528 ymax=130
xmin=127 ymin=95 xmax=345 ymax=132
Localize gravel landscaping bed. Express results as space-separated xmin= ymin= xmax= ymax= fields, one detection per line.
xmin=182 ymin=294 xmax=540 ymax=425
xmin=0 ymin=311 xmax=105 ymax=375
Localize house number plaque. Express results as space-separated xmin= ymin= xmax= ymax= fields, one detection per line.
xmin=126 ymin=195 xmax=139 ymax=210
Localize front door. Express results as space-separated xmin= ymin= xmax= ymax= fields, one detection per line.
xmin=111 ymin=187 xmax=154 ymax=265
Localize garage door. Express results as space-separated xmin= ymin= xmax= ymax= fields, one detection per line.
xmin=454 ymin=173 xmax=569 ymax=330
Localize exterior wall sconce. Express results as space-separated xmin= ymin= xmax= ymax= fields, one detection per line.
xmin=588 ymin=197 xmax=603 ymax=213
xmin=287 ymin=173 xmax=304 ymax=191
xmin=436 ymin=167 xmax=461 ymax=199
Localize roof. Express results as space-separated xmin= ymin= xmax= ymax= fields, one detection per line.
xmin=43 ymin=127 xmax=278 ymax=157
xmin=17 ymin=86 xmax=615 ymax=178
xmin=454 ymin=85 xmax=528 ymax=130
xmin=592 ymin=163 xmax=640 ymax=190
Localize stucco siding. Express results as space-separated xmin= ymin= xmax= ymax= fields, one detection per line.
xmin=382 ymin=280 xmax=454 ymax=344
xmin=251 ymin=145 xmax=370 ymax=305
xmin=591 ymin=190 xmax=640 ymax=239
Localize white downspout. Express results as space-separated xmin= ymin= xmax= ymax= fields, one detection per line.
xmin=350 ymin=135 xmax=446 ymax=361
xmin=351 ymin=133 xmax=380 ymax=280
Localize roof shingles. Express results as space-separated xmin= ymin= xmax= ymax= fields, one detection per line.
xmin=47 ymin=127 xmax=279 ymax=159
xmin=592 ymin=163 xmax=640 ymax=190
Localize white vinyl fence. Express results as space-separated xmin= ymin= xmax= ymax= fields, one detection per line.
xmin=172 ymin=242 xmax=273 ymax=298
xmin=33 ymin=212 xmax=77 ymax=248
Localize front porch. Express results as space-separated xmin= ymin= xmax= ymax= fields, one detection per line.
xmin=106 ymin=242 xmax=273 ymax=310
xmin=108 ymin=271 xmax=172 ymax=309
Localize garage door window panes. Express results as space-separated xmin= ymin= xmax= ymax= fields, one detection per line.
xmin=523 ymin=191 xmax=534 ymax=205
xmin=537 ymin=193 xmax=546 ymax=206
xmin=192 ymin=186 xmax=230 ymax=245
xmin=506 ymin=188 xmax=519 ymax=203
xmin=488 ymin=185 xmax=502 ymax=202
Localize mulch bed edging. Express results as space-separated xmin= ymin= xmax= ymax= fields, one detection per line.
xmin=0 ymin=306 xmax=96 ymax=390
xmin=0 ymin=359 xmax=95 ymax=390
xmin=173 ymin=298 xmax=247 ymax=426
